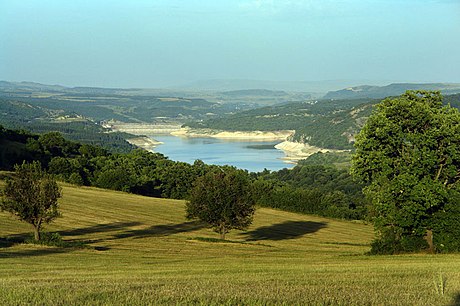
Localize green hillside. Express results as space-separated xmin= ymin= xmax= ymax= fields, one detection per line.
xmin=187 ymin=98 xmax=376 ymax=149
xmin=187 ymin=93 xmax=460 ymax=150
xmin=1 ymin=183 xmax=459 ymax=305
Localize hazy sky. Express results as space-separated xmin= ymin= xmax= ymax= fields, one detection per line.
xmin=1 ymin=0 xmax=459 ymax=88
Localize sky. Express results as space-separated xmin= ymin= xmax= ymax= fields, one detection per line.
xmin=1 ymin=0 xmax=459 ymax=88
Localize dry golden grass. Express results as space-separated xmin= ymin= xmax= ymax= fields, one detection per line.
xmin=1 ymin=183 xmax=459 ymax=305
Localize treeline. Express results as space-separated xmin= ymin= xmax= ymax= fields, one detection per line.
xmin=0 ymin=126 xmax=213 ymax=199
xmin=0 ymin=126 xmax=367 ymax=220
xmin=253 ymin=159 xmax=368 ymax=220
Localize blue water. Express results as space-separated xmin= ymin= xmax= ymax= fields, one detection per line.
xmin=150 ymin=135 xmax=292 ymax=173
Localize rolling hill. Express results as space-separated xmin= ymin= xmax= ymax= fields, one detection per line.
xmin=186 ymin=97 xmax=376 ymax=149
xmin=1 ymin=182 xmax=459 ymax=305
xmin=324 ymin=83 xmax=460 ymax=100
xmin=187 ymin=92 xmax=460 ymax=151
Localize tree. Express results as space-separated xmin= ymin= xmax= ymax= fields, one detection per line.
xmin=351 ymin=91 xmax=460 ymax=253
xmin=186 ymin=169 xmax=255 ymax=240
xmin=1 ymin=161 xmax=61 ymax=241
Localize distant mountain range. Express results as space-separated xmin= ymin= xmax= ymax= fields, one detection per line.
xmin=0 ymin=81 xmax=138 ymax=95
xmin=4 ymin=80 xmax=460 ymax=101
xmin=324 ymin=83 xmax=460 ymax=100
xmin=220 ymin=89 xmax=289 ymax=97
xmin=175 ymin=79 xmax=393 ymax=93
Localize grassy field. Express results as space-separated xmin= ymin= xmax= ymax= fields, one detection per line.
xmin=1 ymin=183 xmax=459 ymax=305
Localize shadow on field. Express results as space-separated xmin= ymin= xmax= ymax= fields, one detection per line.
xmin=113 ymin=221 xmax=206 ymax=239
xmin=0 ymin=247 xmax=72 ymax=258
xmin=59 ymin=221 xmax=142 ymax=238
xmin=0 ymin=233 xmax=31 ymax=248
xmin=0 ymin=220 xmax=206 ymax=257
xmin=243 ymin=220 xmax=327 ymax=241
xmin=451 ymin=293 xmax=460 ymax=306
xmin=0 ymin=222 xmax=143 ymax=257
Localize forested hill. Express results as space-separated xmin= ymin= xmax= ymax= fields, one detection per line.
xmin=187 ymin=98 xmax=376 ymax=149
xmin=323 ymin=83 xmax=460 ymax=100
xmin=186 ymin=93 xmax=460 ymax=150
xmin=0 ymin=82 xmax=238 ymax=152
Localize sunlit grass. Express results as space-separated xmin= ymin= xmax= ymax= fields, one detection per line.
xmin=1 ymin=183 xmax=459 ymax=305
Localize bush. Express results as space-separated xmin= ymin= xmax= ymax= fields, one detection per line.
xmin=68 ymin=172 xmax=84 ymax=186
xmin=25 ymin=232 xmax=64 ymax=246
xmin=370 ymin=228 xmax=428 ymax=255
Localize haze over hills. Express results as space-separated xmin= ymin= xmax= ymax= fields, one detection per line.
xmin=4 ymin=80 xmax=459 ymax=100
xmin=174 ymin=78 xmax=396 ymax=94
xmin=324 ymin=83 xmax=460 ymax=100
xmin=3 ymin=79 xmax=460 ymax=152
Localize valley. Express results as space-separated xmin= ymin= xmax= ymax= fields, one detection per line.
xmin=3 ymin=81 xmax=460 ymax=169
xmin=3 ymin=1 xmax=460 ymax=304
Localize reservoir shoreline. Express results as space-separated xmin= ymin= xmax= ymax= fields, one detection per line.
xmin=110 ymin=123 xmax=336 ymax=164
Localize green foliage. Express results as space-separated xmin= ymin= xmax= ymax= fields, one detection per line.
xmin=24 ymin=232 xmax=63 ymax=246
xmin=352 ymin=91 xmax=460 ymax=253
xmin=1 ymin=161 xmax=62 ymax=240
xmin=186 ymin=169 xmax=255 ymax=239
xmin=299 ymin=151 xmax=352 ymax=169
xmin=0 ymin=126 xmax=216 ymax=200
xmin=255 ymin=164 xmax=368 ymax=220
xmin=369 ymin=227 xmax=428 ymax=255
xmin=431 ymin=191 xmax=460 ymax=253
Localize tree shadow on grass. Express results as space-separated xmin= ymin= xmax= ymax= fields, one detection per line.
xmin=0 ymin=233 xmax=31 ymax=248
xmin=0 ymin=247 xmax=74 ymax=258
xmin=450 ymin=293 xmax=460 ymax=306
xmin=0 ymin=220 xmax=206 ymax=258
xmin=0 ymin=221 xmax=142 ymax=257
xmin=243 ymin=220 xmax=327 ymax=241
xmin=59 ymin=221 xmax=142 ymax=238
xmin=113 ymin=221 xmax=206 ymax=239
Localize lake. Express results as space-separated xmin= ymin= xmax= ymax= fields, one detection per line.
xmin=150 ymin=135 xmax=292 ymax=173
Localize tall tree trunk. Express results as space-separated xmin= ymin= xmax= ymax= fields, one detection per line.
xmin=425 ymin=229 xmax=434 ymax=254
xmin=34 ymin=225 xmax=41 ymax=241
xmin=220 ymin=224 xmax=226 ymax=240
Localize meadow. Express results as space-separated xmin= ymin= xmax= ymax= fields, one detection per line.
xmin=1 ymin=183 xmax=459 ymax=305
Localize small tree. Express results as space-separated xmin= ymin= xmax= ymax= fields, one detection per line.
xmin=1 ymin=161 xmax=61 ymax=241
xmin=186 ymin=169 xmax=255 ymax=240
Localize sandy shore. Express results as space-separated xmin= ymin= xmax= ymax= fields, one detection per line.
xmin=171 ymin=128 xmax=294 ymax=141
xmin=126 ymin=136 xmax=163 ymax=151
xmin=112 ymin=123 xmax=338 ymax=162
xmin=275 ymin=141 xmax=347 ymax=162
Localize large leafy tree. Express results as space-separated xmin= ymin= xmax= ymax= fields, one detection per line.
xmin=1 ymin=161 xmax=61 ymax=241
xmin=351 ymin=91 xmax=460 ymax=253
xmin=186 ymin=169 xmax=255 ymax=240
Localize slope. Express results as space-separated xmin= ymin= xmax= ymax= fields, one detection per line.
xmin=0 ymin=183 xmax=459 ymax=305
xmin=324 ymin=83 xmax=460 ymax=100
